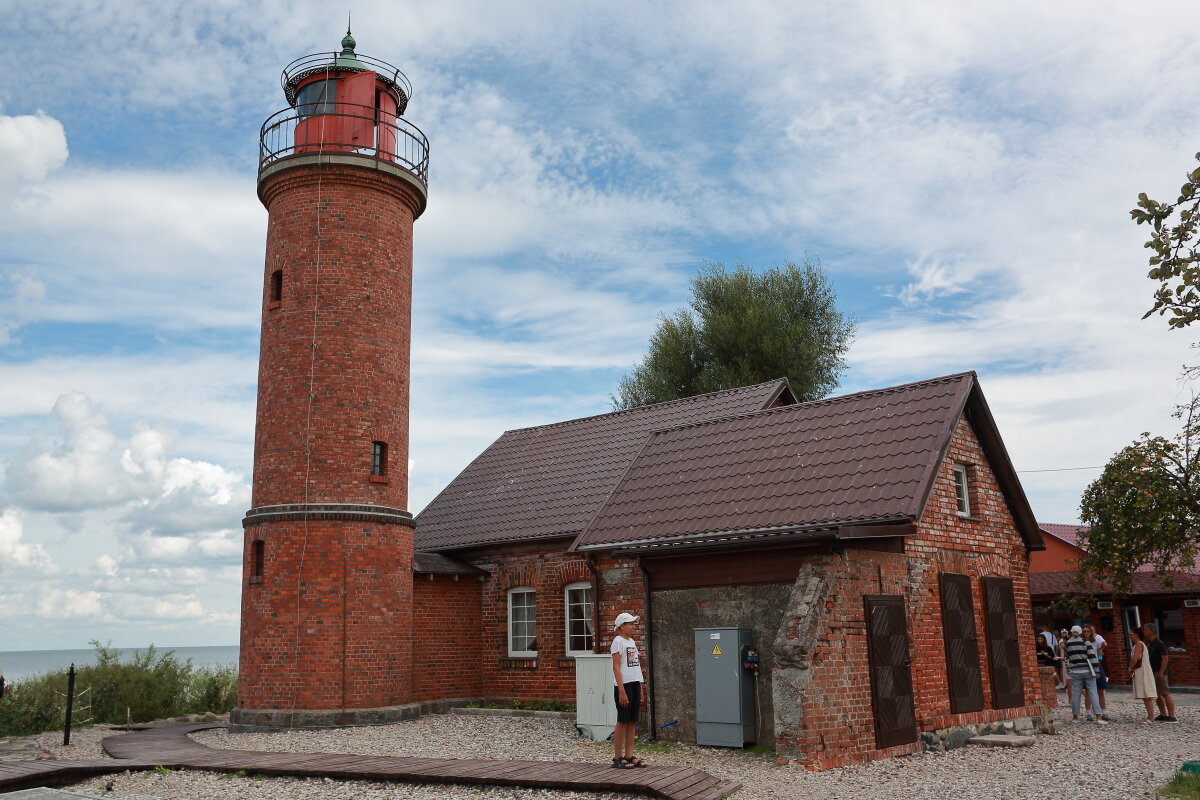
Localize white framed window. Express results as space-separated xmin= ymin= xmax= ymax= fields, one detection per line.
xmin=953 ymin=463 xmax=971 ymax=517
xmin=564 ymin=582 xmax=594 ymax=655
xmin=507 ymin=587 xmax=537 ymax=657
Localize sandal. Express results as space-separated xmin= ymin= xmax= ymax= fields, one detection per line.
xmin=626 ymin=757 xmax=647 ymax=768
xmin=612 ymin=757 xmax=635 ymax=769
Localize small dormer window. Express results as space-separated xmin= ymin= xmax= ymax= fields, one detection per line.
xmin=953 ymin=463 xmax=971 ymax=517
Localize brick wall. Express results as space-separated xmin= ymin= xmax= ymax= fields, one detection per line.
xmin=252 ymin=161 xmax=421 ymax=510
xmin=904 ymin=416 xmax=1044 ymax=729
xmin=238 ymin=156 xmax=423 ymax=716
xmin=238 ymin=518 xmax=414 ymax=710
xmin=456 ymin=545 xmax=647 ymax=702
xmin=412 ymin=574 xmax=484 ymax=700
xmin=1033 ymin=602 xmax=1200 ymax=686
xmin=771 ymin=414 xmax=1045 ymax=769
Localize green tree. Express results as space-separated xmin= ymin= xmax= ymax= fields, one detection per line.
xmin=1133 ymin=152 xmax=1200 ymax=329
xmin=613 ymin=260 xmax=854 ymax=409
xmin=1076 ymin=398 xmax=1200 ymax=595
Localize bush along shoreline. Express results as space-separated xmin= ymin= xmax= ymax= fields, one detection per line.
xmin=0 ymin=640 xmax=237 ymax=737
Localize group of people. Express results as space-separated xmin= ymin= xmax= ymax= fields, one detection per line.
xmin=1037 ymin=621 xmax=1178 ymax=723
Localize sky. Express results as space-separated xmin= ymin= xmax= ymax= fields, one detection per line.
xmin=2 ymin=1 xmax=1200 ymax=651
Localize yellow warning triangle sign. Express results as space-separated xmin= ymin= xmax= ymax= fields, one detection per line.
xmin=711 ymin=643 xmax=723 ymax=656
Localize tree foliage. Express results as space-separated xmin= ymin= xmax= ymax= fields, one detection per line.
xmin=612 ymin=260 xmax=854 ymax=409
xmin=1133 ymin=152 xmax=1200 ymax=329
xmin=1076 ymin=398 xmax=1200 ymax=595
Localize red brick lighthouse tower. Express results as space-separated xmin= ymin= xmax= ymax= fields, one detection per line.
xmin=231 ymin=32 xmax=428 ymax=728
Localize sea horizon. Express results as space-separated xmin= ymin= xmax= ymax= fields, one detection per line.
xmin=0 ymin=645 xmax=240 ymax=684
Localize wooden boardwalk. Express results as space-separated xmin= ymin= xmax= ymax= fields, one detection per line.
xmin=0 ymin=722 xmax=740 ymax=799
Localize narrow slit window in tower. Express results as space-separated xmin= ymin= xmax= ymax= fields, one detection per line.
xmin=371 ymin=441 xmax=388 ymax=476
xmin=270 ymin=269 xmax=283 ymax=302
xmin=252 ymin=540 xmax=265 ymax=578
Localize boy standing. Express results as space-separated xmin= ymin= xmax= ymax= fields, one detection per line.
xmin=611 ymin=612 xmax=646 ymax=768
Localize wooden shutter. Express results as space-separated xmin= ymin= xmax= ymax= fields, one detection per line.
xmin=982 ymin=576 xmax=1025 ymax=709
xmin=864 ymin=595 xmax=918 ymax=749
xmin=939 ymin=573 xmax=984 ymax=713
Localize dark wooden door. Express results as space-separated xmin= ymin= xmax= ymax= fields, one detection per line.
xmin=865 ymin=595 xmax=918 ymax=749
xmin=982 ymin=576 xmax=1025 ymax=709
xmin=939 ymin=573 xmax=984 ymax=713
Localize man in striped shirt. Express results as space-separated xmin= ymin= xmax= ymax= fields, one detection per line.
xmin=1064 ymin=625 xmax=1108 ymax=724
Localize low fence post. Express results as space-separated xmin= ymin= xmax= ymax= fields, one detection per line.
xmin=63 ymin=663 xmax=76 ymax=746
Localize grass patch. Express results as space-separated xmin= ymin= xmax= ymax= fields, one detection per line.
xmin=635 ymin=740 xmax=674 ymax=753
xmin=744 ymin=744 xmax=776 ymax=757
xmin=0 ymin=640 xmax=238 ymax=737
xmin=464 ymin=699 xmax=576 ymax=712
xmin=1160 ymin=770 xmax=1200 ymax=799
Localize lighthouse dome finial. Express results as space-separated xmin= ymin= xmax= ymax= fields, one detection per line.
xmin=341 ymin=31 xmax=356 ymax=55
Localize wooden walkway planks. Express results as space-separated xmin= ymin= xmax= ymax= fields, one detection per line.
xmin=0 ymin=722 xmax=740 ymax=799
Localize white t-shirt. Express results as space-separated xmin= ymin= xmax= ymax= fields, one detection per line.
xmin=1090 ymin=633 xmax=1106 ymax=659
xmin=610 ymin=635 xmax=644 ymax=685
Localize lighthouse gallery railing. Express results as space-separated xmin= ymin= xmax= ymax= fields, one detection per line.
xmin=259 ymin=104 xmax=429 ymax=185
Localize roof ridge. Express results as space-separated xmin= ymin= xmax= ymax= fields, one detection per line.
xmin=635 ymin=372 xmax=977 ymax=436
xmin=500 ymin=378 xmax=789 ymax=435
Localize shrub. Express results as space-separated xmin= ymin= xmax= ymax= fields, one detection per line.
xmin=0 ymin=641 xmax=238 ymax=736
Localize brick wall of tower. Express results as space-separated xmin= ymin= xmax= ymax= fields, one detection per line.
xmin=240 ymin=517 xmax=414 ymax=709
xmin=238 ymin=158 xmax=424 ymax=716
xmin=252 ymin=163 xmax=420 ymax=510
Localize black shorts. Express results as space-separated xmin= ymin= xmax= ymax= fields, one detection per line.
xmin=1095 ymin=662 xmax=1108 ymax=691
xmin=615 ymin=681 xmax=641 ymax=724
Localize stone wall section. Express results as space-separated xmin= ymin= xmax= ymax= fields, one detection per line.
xmin=651 ymin=584 xmax=792 ymax=746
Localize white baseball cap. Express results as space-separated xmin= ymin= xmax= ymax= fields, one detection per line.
xmin=613 ymin=612 xmax=640 ymax=630
xmin=1070 ymin=625 xmax=1083 ymax=635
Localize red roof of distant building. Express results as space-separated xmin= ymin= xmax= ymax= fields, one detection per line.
xmin=1038 ymin=522 xmax=1087 ymax=549
xmin=1030 ymin=569 xmax=1200 ymax=597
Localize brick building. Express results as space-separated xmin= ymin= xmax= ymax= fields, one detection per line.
xmin=234 ymin=35 xmax=1052 ymax=769
xmin=412 ymin=372 xmax=1053 ymax=768
xmin=1030 ymin=524 xmax=1200 ymax=687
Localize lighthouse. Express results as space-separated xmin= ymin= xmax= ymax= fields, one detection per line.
xmin=232 ymin=32 xmax=428 ymax=728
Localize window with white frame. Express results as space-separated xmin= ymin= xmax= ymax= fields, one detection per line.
xmin=952 ymin=463 xmax=971 ymax=517
xmin=508 ymin=587 xmax=537 ymax=657
xmin=564 ymin=582 xmax=594 ymax=655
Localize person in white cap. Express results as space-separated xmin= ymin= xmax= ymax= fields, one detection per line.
xmin=610 ymin=611 xmax=646 ymax=768
xmin=1063 ymin=625 xmax=1106 ymax=724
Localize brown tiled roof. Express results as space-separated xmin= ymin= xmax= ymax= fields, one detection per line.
xmin=414 ymin=379 xmax=793 ymax=551
xmin=572 ymin=372 xmax=1043 ymax=552
xmin=1030 ymin=569 xmax=1200 ymax=597
xmin=1039 ymin=523 xmax=1087 ymax=549
xmin=413 ymin=551 xmax=486 ymax=576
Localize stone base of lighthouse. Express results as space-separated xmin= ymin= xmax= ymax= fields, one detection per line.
xmin=231 ymin=505 xmax=415 ymax=729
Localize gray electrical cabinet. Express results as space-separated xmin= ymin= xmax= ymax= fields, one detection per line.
xmin=694 ymin=627 xmax=756 ymax=747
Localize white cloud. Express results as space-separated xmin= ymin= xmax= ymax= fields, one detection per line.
xmin=6 ymin=392 xmax=169 ymax=511
xmin=36 ymin=587 xmax=107 ymax=621
xmin=0 ymin=111 xmax=68 ymax=204
xmin=0 ymin=507 xmax=57 ymax=574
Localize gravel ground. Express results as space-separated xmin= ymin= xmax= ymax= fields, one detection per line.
xmin=51 ymin=698 xmax=1198 ymax=800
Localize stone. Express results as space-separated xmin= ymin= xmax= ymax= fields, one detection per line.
xmin=945 ymin=727 xmax=976 ymax=751
xmin=968 ymin=734 xmax=1036 ymax=748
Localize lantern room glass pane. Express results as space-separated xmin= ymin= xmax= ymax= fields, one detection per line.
xmin=297 ymin=79 xmax=335 ymax=118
